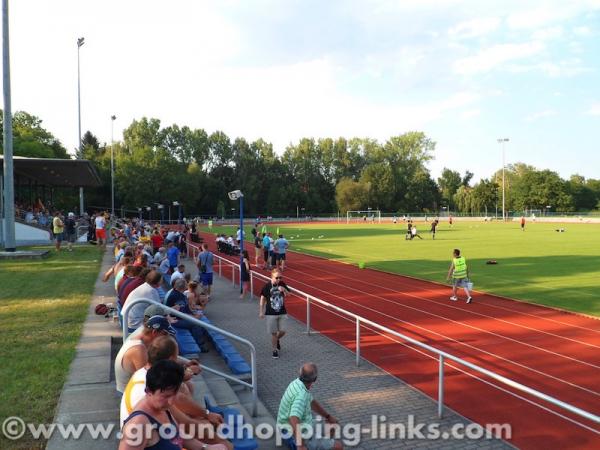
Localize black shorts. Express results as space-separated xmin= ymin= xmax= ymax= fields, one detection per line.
xmin=263 ymin=249 xmax=269 ymax=260
xmin=277 ymin=253 xmax=286 ymax=261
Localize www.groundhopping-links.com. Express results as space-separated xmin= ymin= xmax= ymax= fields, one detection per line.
xmin=2 ymin=414 xmax=512 ymax=445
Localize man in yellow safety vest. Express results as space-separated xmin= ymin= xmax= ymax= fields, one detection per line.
xmin=446 ymin=248 xmax=472 ymax=304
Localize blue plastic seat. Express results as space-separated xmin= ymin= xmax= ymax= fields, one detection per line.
xmin=174 ymin=328 xmax=200 ymax=355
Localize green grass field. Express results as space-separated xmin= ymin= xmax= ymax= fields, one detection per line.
xmin=205 ymin=220 xmax=600 ymax=316
xmin=0 ymin=246 xmax=102 ymax=449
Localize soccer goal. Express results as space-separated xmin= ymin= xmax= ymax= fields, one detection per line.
xmin=346 ymin=210 xmax=382 ymax=224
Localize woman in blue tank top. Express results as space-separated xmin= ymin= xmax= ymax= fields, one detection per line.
xmin=120 ymin=360 xmax=205 ymax=450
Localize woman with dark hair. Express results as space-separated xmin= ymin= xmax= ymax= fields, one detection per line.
xmin=240 ymin=250 xmax=251 ymax=299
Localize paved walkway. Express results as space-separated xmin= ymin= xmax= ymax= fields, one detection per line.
xmin=47 ymin=246 xmax=122 ymax=450
xmin=203 ymin=268 xmax=513 ymax=450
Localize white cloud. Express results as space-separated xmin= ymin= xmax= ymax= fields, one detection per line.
xmin=507 ymin=58 xmax=589 ymax=77
xmin=587 ymin=103 xmax=600 ymax=115
xmin=573 ymin=25 xmax=593 ymax=36
xmin=532 ymin=26 xmax=563 ymax=40
xmin=460 ymin=109 xmax=481 ymax=119
xmin=525 ymin=109 xmax=558 ymax=121
xmin=507 ymin=7 xmax=575 ymax=29
xmin=453 ymin=41 xmax=544 ymax=75
xmin=448 ymin=17 xmax=501 ymax=39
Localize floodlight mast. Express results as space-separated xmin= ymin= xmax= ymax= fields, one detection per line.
xmin=229 ymin=190 xmax=244 ymax=293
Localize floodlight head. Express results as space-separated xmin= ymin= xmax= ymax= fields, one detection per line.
xmin=228 ymin=190 xmax=243 ymax=200
xmin=77 ymin=37 xmax=85 ymax=47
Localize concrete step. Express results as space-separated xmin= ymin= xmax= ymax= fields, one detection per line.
xmin=192 ymin=369 xmax=280 ymax=449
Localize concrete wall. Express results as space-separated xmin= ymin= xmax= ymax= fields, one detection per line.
xmin=1 ymin=220 xmax=52 ymax=246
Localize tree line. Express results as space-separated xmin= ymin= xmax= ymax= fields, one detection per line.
xmin=2 ymin=111 xmax=600 ymax=216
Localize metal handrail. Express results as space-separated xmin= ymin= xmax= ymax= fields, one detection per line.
xmin=187 ymin=240 xmax=600 ymax=427
xmin=121 ymin=297 xmax=258 ymax=416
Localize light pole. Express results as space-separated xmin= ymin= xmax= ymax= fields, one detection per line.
xmin=228 ymin=190 xmax=244 ymax=292
xmin=173 ymin=201 xmax=181 ymax=225
xmin=77 ymin=37 xmax=85 ymax=216
xmin=110 ymin=115 xmax=116 ymax=218
xmin=137 ymin=207 xmax=142 ymax=221
xmin=2 ymin=0 xmax=16 ymax=251
xmin=497 ymin=138 xmax=509 ymax=221
xmin=156 ymin=204 xmax=164 ymax=224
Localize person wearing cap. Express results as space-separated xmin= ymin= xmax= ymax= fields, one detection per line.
xmin=64 ymin=212 xmax=77 ymax=252
xmin=277 ymin=363 xmax=342 ymax=450
xmin=114 ymin=315 xmax=177 ymax=393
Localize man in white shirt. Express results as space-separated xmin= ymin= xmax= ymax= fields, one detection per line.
xmin=126 ymin=271 xmax=163 ymax=331
xmin=170 ymin=264 xmax=186 ymax=285
xmin=94 ymin=213 xmax=107 ymax=248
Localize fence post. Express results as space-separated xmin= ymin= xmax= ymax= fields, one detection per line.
xmin=438 ymin=355 xmax=445 ymax=418
xmin=219 ymin=258 xmax=222 ymax=276
xmin=306 ymin=296 xmax=311 ymax=335
xmin=250 ymin=271 xmax=254 ymax=299
xmin=356 ymin=318 xmax=361 ymax=366
xmin=232 ymin=264 xmax=236 ymax=284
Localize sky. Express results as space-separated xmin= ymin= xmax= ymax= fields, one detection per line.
xmin=4 ymin=0 xmax=600 ymax=182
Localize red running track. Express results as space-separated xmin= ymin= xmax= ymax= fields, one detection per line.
xmin=194 ymin=234 xmax=600 ymax=449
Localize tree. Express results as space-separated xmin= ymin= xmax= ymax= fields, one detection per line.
xmin=335 ymin=177 xmax=371 ymax=213
xmin=438 ymin=168 xmax=462 ymax=208
xmin=472 ymin=179 xmax=499 ymax=215
xmin=568 ymin=175 xmax=597 ymax=211
xmin=1 ymin=110 xmax=69 ymax=159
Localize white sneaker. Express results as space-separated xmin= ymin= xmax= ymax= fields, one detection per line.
xmin=466 ymin=297 xmax=473 ymax=304
xmin=450 ymin=296 xmax=458 ymax=301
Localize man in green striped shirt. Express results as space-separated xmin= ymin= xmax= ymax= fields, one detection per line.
xmin=277 ymin=363 xmax=343 ymax=450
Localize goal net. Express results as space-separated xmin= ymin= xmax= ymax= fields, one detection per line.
xmin=346 ymin=210 xmax=382 ymax=224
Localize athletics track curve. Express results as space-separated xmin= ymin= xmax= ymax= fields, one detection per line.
xmin=196 ymin=232 xmax=600 ymax=449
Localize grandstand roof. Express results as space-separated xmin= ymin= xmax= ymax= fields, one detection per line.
xmin=0 ymin=155 xmax=102 ymax=188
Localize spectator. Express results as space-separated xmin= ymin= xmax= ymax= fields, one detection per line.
xmin=268 ymin=233 xmax=276 ymax=269
xmin=114 ymin=315 xmax=176 ymax=393
xmin=196 ymin=243 xmax=214 ymax=299
xmin=118 ymin=267 xmax=149 ymax=307
xmin=240 ymin=250 xmax=251 ymax=299
xmin=167 ymin=240 xmax=180 ymax=271
xmin=274 ymin=234 xmax=290 ymax=271
xmin=63 ymin=212 xmax=77 ymax=251
xmin=253 ymin=229 xmax=262 ymax=267
xmin=119 ymin=359 xmax=229 ymax=450
xmin=95 ymin=212 xmax=107 ymax=248
xmin=154 ymin=246 xmax=167 ymax=265
xmin=259 ymin=269 xmax=291 ymax=359
xmin=113 ymin=256 xmax=133 ymax=291
xmin=261 ymin=233 xmax=271 ymax=269
xmin=171 ymin=264 xmax=187 ymax=285
xmin=166 ymin=278 xmax=208 ymax=352
xmin=126 ymin=270 xmax=163 ymax=331
xmin=150 ymin=229 xmax=164 ymax=254
xmin=119 ymin=336 xmax=231 ymax=449
xmin=52 ymin=211 xmax=64 ymax=252
xmin=185 ymin=280 xmax=206 ymax=313
xmin=277 ymin=363 xmax=342 ymax=450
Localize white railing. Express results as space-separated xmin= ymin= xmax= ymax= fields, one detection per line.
xmin=121 ymin=297 xmax=258 ymax=416
xmin=186 ymin=240 xmax=600 ymax=428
